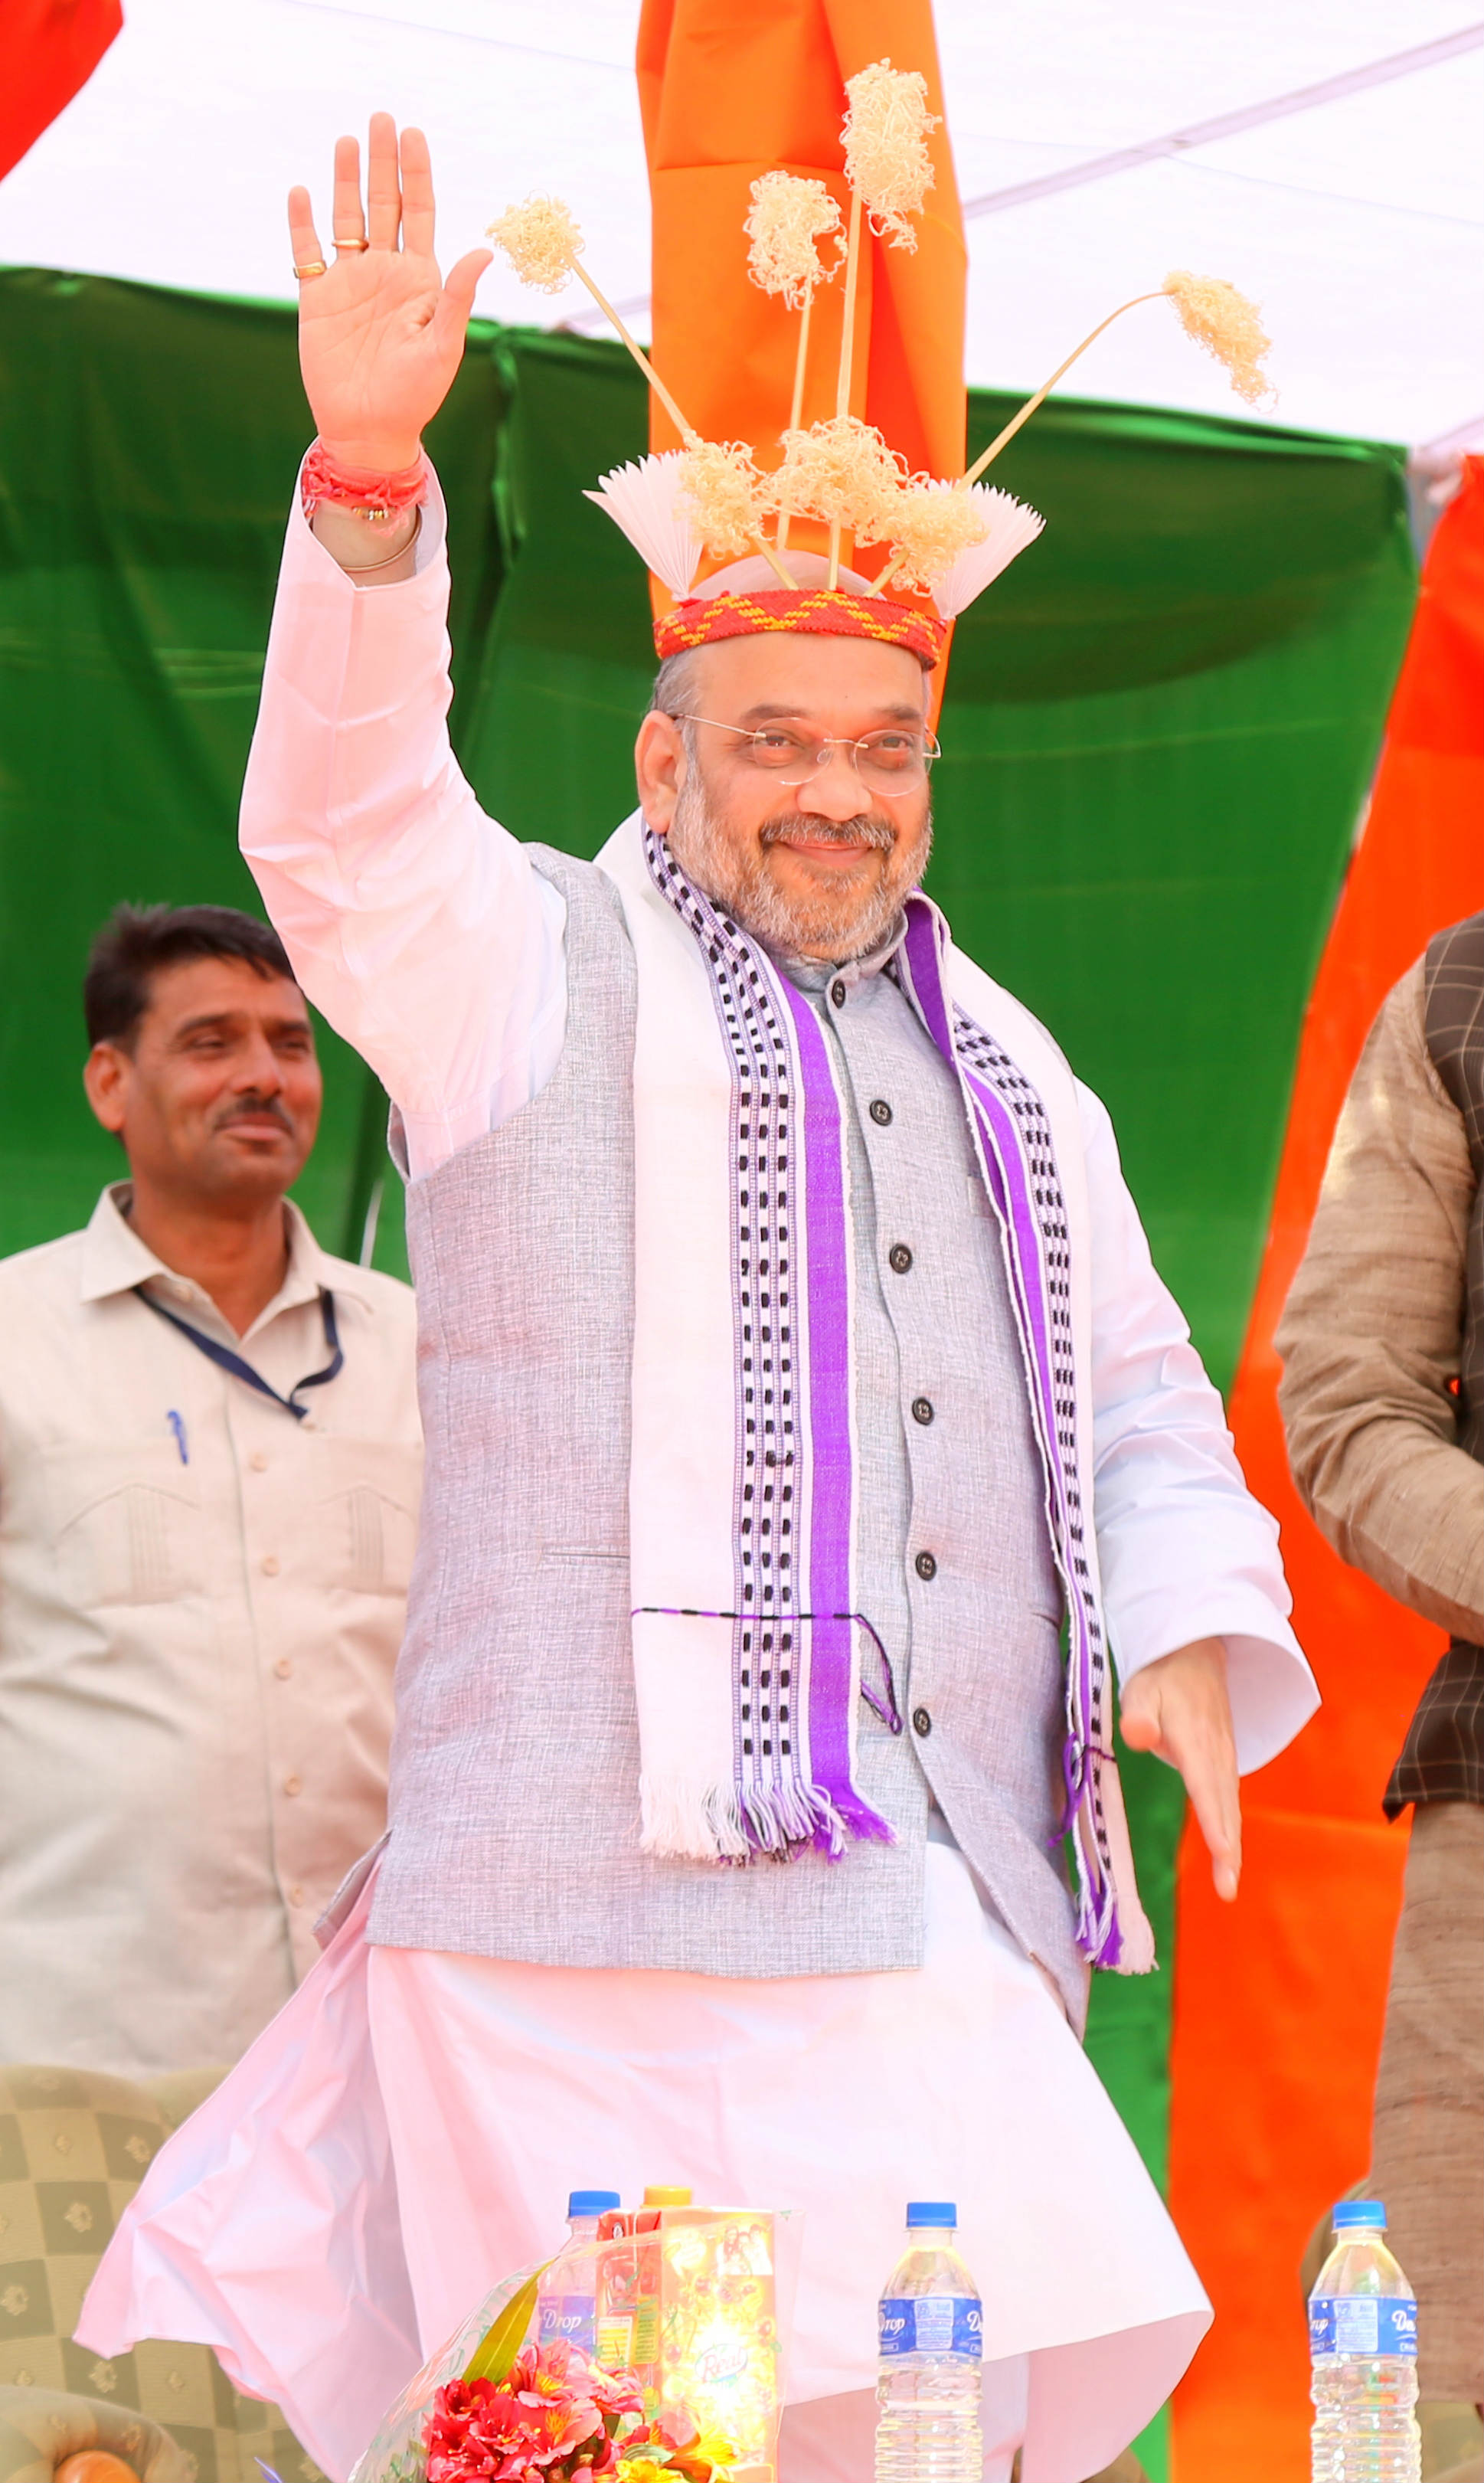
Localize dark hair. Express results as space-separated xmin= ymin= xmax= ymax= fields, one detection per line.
xmin=83 ymin=904 xmax=299 ymax=1048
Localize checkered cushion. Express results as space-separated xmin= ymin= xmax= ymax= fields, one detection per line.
xmin=0 ymin=2068 xmax=322 ymax=2483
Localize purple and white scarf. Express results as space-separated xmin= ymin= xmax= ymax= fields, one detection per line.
xmin=599 ymin=813 xmax=1153 ymax=1973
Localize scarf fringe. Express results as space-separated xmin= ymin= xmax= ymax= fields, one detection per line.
xmin=1069 ymin=1749 xmax=1157 ymax=1974
xmin=745 ymin=1778 xmax=897 ymax=1861
xmin=639 ymin=1774 xmax=753 ymax=1862
xmin=642 ymin=1772 xmax=897 ymax=1864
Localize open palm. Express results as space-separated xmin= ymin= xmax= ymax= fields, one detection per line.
xmin=289 ymin=114 xmax=491 ymax=473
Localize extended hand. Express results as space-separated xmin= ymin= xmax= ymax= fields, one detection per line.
xmin=1120 ymin=1636 xmax=1242 ymax=1902
xmin=288 ymin=113 xmax=492 ymax=472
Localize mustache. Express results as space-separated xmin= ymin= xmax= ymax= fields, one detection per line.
xmin=214 ymin=1093 xmax=293 ymax=1133
xmin=758 ymin=811 xmax=897 ymax=853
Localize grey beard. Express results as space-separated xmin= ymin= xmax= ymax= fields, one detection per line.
xmin=666 ymin=766 xmax=933 ymax=963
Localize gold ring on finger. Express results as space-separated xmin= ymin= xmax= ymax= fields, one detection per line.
xmin=293 ymin=260 xmax=329 ymax=279
xmin=333 ymin=234 xmax=370 ymax=252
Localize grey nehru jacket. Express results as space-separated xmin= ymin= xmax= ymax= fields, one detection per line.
xmin=376 ymin=849 xmax=1082 ymax=2019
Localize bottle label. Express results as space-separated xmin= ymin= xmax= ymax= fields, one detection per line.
xmin=539 ymin=2293 xmax=597 ymax=2354
xmin=596 ymin=2311 xmax=635 ymax=2369
xmin=878 ymin=2296 xmax=982 ymax=2360
xmin=1308 ymin=2296 xmax=1418 ymax=2360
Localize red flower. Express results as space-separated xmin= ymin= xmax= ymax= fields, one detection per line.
xmin=422 ymin=2351 xmax=644 ymax=2483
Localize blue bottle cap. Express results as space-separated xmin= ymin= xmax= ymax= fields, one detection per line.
xmin=906 ymin=2201 xmax=957 ymax=2229
xmin=568 ymin=2189 xmax=621 ymax=2217
xmin=1332 ymin=2200 xmax=1387 ymax=2230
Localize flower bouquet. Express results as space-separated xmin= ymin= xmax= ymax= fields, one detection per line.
xmin=351 ymin=2208 xmax=795 ymax=2483
xmin=427 ymin=2346 xmax=737 ymax=2483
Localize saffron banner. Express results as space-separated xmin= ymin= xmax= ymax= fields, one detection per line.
xmin=1169 ymin=460 xmax=1484 ymax=2481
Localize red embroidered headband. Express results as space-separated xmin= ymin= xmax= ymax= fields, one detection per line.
xmin=653 ymin=587 xmax=947 ymax=668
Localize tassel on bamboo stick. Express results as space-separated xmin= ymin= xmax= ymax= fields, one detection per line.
xmin=744 ymin=172 xmax=845 ymax=561
xmin=830 ymin=61 xmax=940 ymax=587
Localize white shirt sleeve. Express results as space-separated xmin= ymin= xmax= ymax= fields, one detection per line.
xmin=239 ymin=466 xmax=567 ymax=1178
xmin=1079 ymin=1080 xmax=1319 ymax=1773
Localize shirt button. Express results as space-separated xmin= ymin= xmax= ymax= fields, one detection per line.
xmin=888 ymin=1243 xmax=913 ymax=1274
xmin=869 ymin=1098 xmax=893 ymax=1126
xmin=261 ymin=1553 xmax=280 ymax=1576
xmin=912 ymin=1705 xmax=933 ymax=1738
xmin=911 ymin=1396 xmax=934 ymax=1425
xmin=274 ymin=1657 xmax=292 ymax=1680
xmin=914 ymin=1550 xmax=937 ymax=1581
xmin=830 ymin=977 xmax=847 ymax=1007
xmin=289 ymin=1885 xmax=306 ymax=1906
xmin=283 ymin=1774 xmax=302 ymax=1797
xmin=250 ymin=1451 xmax=268 ymax=1474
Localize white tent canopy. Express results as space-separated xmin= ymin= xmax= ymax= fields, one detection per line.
xmin=1 ymin=0 xmax=1479 ymax=453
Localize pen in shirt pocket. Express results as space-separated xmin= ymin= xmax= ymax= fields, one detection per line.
xmin=166 ymin=1410 xmax=189 ymax=1465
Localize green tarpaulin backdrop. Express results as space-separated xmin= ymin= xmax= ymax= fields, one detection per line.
xmin=0 ymin=264 xmax=1417 ymax=2474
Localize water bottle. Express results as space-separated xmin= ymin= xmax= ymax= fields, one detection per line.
xmin=539 ymin=2189 xmax=621 ymax=2357
xmin=1309 ymin=2198 xmax=1420 ymax=2482
xmin=875 ymin=2201 xmax=983 ymax=2483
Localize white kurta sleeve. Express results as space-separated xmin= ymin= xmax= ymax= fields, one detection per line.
xmin=1079 ymin=1081 xmax=1319 ymax=1772
xmin=240 ymin=466 xmax=567 ymax=1176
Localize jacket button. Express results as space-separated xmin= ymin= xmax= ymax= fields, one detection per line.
xmin=912 ymin=1705 xmax=932 ymax=1738
xmin=830 ymin=977 xmax=847 ymax=1007
xmin=914 ymin=1550 xmax=937 ymax=1581
xmin=869 ymin=1098 xmax=893 ymax=1125
xmin=888 ymin=1243 xmax=913 ymax=1274
xmin=911 ymin=1396 xmax=934 ymax=1425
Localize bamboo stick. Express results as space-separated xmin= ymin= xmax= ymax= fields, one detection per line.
xmin=750 ymin=531 xmax=798 ymax=589
xmin=868 ymin=290 xmax=1165 ymax=595
xmin=827 ymin=189 xmax=865 ymax=588
xmin=570 ymin=262 xmax=697 ymax=447
xmin=570 ymin=259 xmax=796 ymax=590
xmin=962 ymin=291 xmax=1164 ymax=488
xmin=774 ymin=286 xmax=815 ymax=561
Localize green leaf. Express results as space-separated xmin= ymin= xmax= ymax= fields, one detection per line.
xmin=460 ymin=2268 xmax=548 ymax=2385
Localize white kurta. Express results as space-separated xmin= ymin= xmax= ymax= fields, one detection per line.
xmin=78 ymin=468 xmax=1316 ymax=2483
xmin=80 ymin=1847 xmax=1208 ymax=2483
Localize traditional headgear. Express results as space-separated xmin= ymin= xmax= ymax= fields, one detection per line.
xmin=488 ymin=64 xmax=1273 ymax=671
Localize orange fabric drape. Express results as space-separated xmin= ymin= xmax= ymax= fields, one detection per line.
xmin=0 ymin=0 xmax=122 ymax=182
xmin=1169 ymin=461 xmax=1484 ymax=2478
xmin=636 ymin=0 xmax=966 ymax=610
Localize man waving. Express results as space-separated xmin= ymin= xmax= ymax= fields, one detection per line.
xmin=83 ymin=117 xmax=1316 ymax=2483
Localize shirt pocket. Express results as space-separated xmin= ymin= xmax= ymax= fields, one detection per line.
xmin=44 ymin=1444 xmax=206 ymax=1610
xmin=309 ymin=1438 xmax=423 ymax=1596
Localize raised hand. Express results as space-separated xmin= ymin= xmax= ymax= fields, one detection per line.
xmin=289 ymin=113 xmax=492 ymax=473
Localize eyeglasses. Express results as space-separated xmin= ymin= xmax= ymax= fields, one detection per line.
xmin=678 ymin=714 xmax=941 ymax=797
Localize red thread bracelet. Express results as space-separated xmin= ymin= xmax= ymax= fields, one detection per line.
xmin=301 ymin=440 xmax=430 ymax=522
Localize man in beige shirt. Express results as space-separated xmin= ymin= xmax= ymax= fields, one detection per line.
xmin=1278 ymin=912 xmax=1484 ymax=2412
xmin=0 ymin=903 xmax=421 ymax=2078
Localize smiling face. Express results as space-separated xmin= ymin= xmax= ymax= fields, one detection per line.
xmin=83 ymin=954 xmax=322 ymax=1209
xmin=635 ymin=631 xmax=934 ymax=960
